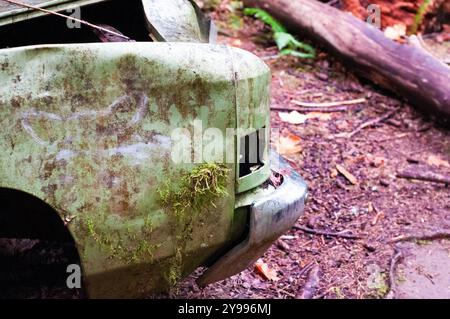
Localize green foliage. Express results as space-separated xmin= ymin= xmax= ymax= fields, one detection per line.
xmin=243 ymin=8 xmax=316 ymax=59
xmin=333 ymin=287 xmax=345 ymax=299
xmin=229 ymin=13 xmax=244 ymax=30
xmin=410 ymin=0 xmax=432 ymax=35
xmin=243 ymin=7 xmax=286 ymax=33
xmin=227 ymin=1 xmax=245 ymax=31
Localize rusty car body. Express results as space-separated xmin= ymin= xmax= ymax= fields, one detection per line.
xmin=0 ymin=0 xmax=307 ymax=298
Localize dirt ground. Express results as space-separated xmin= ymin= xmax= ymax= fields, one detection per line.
xmin=168 ymin=2 xmax=450 ymax=299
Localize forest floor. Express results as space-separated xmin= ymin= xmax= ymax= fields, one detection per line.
xmin=170 ymin=3 xmax=450 ymax=299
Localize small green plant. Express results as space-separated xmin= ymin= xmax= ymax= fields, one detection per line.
xmin=201 ymin=0 xmax=222 ymax=12
xmin=227 ymin=1 xmax=245 ymax=31
xmin=229 ymin=14 xmax=244 ymax=31
xmin=333 ymin=287 xmax=345 ymax=299
xmin=410 ymin=0 xmax=432 ymax=35
xmin=416 ymin=239 xmax=432 ymax=246
xmin=243 ymin=7 xmax=316 ymax=59
xmin=367 ymin=264 xmax=390 ymax=298
xmin=396 ymin=271 xmax=407 ymax=284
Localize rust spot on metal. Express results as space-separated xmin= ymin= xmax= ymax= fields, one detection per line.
xmin=41 ymin=184 xmax=57 ymax=199
xmin=10 ymin=96 xmax=23 ymax=109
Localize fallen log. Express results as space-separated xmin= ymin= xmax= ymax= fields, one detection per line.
xmin=244 ymin=0 xmax=450 ymax=119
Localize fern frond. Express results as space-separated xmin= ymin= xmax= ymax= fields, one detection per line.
xmin=243 ymin=7 xmax=316 ymax=59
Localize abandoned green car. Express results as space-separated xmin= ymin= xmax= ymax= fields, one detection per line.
xmin=0 ymin=0 xmax=307 ymax=298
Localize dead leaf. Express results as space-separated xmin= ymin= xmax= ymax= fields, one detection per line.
xmin=368 ymin=155 xmax=386 ymax=167
xmin=384 ymin=24 xmax=406 ymax=41
xmin=254 ymin=259 xmax=280 ymax=281
xmin=427 ymin=155 xmax=450 ymax=168
xmin=231 ymin=39 xmax=242 ymax=47
xmin=278 ymin=111 xmax=332 ymax=124
xmin=279 ymin=111 xmax=308 ymax=124
xmin=330 ymin=168 xmax=339 ymax=178
xmin=371 ymin=210 xmax=384 ymax=226
xmin=275 ymin=133 xmax=303 ymax=156
xmin=336 ymin=120 xmax=350 ymax=131
xmin=306 ymin=112 xmax=332 ymax=121
xmin=336 ymin=164 xmax=358 ymax=185
xmin=368 ymin=202 xmax=374 ymax=214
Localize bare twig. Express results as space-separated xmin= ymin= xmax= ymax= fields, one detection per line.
xmin=294 ymin=225 xmax=362 ymax=240
xmin=92 ymin=24 xmax=135 ymax=42
xmin=385 ymin=248 xmax=403 ymax=299
xmin=406 ymin=157 xmax=421 ymax=164
xmin=279 ymin=288 xmax=296 ymax=298
xmin=297 ymin=265 xmax=322 ymax=299
xmin=396 ymin=169 xmax=450 ymax=185
xmin=261 ymin=54 xmax=281 ymax=61
xmin=298 ymin=262 xmax=315 ymax=277
xmin=276 ymin=239 xmax=290 ymax=252
xmin=326 ymin=0 xmax=339 ymax=6
xmin=271 ymin=105 xmax=351 ymax=112
xmin=336 ymin=164 xmax=358 ymax=185
xmin=291 ymin=98 xmax=366 ymax=108
xmin=371 ymin=203 xmax=384 ymax=226
xmin=336 ymin=109 xmax=398 ymax=138
xmin=390 ymin=230 xmax=450 ymax=243
xmin=2 ymin=0 xmax=131 ymax=40
xmin=375 ymin=132 xmax=410 ymax=143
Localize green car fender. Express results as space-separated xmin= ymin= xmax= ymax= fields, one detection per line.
xmin=0 ymin=42 xmax=271 ymax=297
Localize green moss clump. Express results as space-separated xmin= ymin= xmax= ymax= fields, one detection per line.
xmin=159 ymin=163 xmax=230 ymax=221
xmin=158 ymin=163 xmax=230 ymax=287
xmin=83 ymin=216 xmax=161 ymax=264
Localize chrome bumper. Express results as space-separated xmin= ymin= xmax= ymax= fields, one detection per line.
xmin=197 ymin=151 xmax=308 ymax=286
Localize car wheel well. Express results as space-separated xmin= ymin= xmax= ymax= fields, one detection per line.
xmin=0 ymin=188 xmax=85 ymax=298
xmin=0 ymin=188 xmax=74 ymax=242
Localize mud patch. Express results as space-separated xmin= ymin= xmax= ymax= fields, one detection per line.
xmin=395 ymin=240 xmax=450 ymax=299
